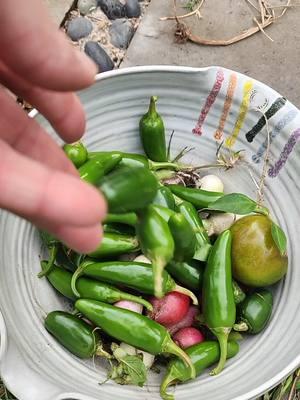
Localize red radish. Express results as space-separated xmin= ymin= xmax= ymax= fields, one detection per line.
xmin=173 ymin=327 xmax=205 ymax=349
xmin=148 ymin=291 xmax=190 ymax=326
xmin=114 ymin=300 xmax=143 ymax=314
xmin=166 ymin=305 xmax=199 ymax=335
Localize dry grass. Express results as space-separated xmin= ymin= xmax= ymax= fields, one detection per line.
xmin=161 ymin=0 xmax=298 ymax=46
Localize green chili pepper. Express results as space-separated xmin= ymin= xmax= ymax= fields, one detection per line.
xmin=232 ymin=280 xmax=246 ymax=304
xmin=38 ymin=230 xmax=59 ymax=278
xmin=88 ymin=232 xmax=139 ymax=258
xmin=89 ymin=151 xmax=179 ymax=171
xmin=234 ymin=289 xmax=273 ymax=334
xmin=63 ymin=141 xmax=88 ymax=168
xmin=168 ymin=213 xmax=197 ymax=262
xmin=45 ymin=311 xmax=99 ymax=358
xmin=152 ymin=186 xmax=175 ymax=210
xmin=160 ymin=340 xmax=239 ymax=400
xmin=150 ymin=204 xmax=176 ymax=222
xmin=103 ymin=223 xmax=135 ymax=236
xmin=75 ymin=299 xmax=196 ymax=377
xmin=71 ymin=260 xmax=198 ymax=304
xmin=99 ymin=166 xmax=158 ymax=213
xmin=166 ymin=260 xmax=204 ymax=292
xmin=54 ymin=245 xmax=76 ymax=272
xmin=136 ymin=205 xmax=174 ymax=298
xmin=40 ymin=261 xmax=152 ymax=310
xmin=79 ymin=153 xmax=122 ymax=185
xmin=202 ymin=230 xmax=236 ymax=375
xmin=104 ymin=212 xmax=137 ymax=227
xmin=177 ymin=201 xmax=211 ymax=262
xmin=139 ymin=96 xmax=167 ymax=162
xmin=169 ymin=185 xmax=223 ymax=209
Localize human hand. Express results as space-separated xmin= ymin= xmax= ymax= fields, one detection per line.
xmin=0 ymin=0 xmax=107 ymax=253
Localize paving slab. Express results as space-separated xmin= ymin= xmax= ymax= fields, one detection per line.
xmin=44 ymin=0 xmax=74 ymax=25
xmin=122 ymin=0 xmax=300 ymax=108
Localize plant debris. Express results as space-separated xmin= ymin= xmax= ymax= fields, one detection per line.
xmin=161 ymin=0 xmax=296 ymax=46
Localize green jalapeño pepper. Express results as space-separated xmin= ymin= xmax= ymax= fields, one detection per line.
xmin=99 ymin=166 xmax=158 ymax=213
xmin=40 ymin=261 xmax=152 ymax=310
xmin=104 ymin=212 xmax=138 ymax=227
xmin=202 ymin=230 xmax=236 ymax=375
xmin=55 ymin=244 xmax=77 ymax=272
xmin=71 ymin=260 xmax=198 ymax=304
xmin=169 ymin=185 xmax=223 ymax=209
xmin=166 ymin=260 xmax=204 ymax=292
xmin=103 ymin=223 xmax=135 ymax=236
xmin=87 ymin=232 xmax=139 ymax=258
xmin=160 ymin=340 xmax=239 ymax=400
xmin=152 ymin=186 xmax=176 ymax=210
xmin=136 ymin=205 xmax=174 ymax=298
xmin=139 ymin=96 xmax=167 ymax=162
xmin=79 ymin=153 xmax=122 ymax=185
xmin=63 ymin=141 xmax=88 ymax=168
xmin=75 ymin=299 xmax=196 ymax=378
xmin=168 ymin=213 xmax=197 ymax=262
xmin=89 ymin=151 xmax=179 ymax=171
xmin=45 ymin=311 xmax=100 ymax=358
xmin=234 ymin=289 xmax=273 ymax=334
xmin=150 ymin=204 xmax=176 ymax=223
xmin=177 ymin=201 xmax=211 ymax=262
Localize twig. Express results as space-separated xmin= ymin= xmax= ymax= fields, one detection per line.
xmin=278 ymin=0 xmax=292 ymax=17
xmin=160 ymin=0 xmax=205 ymax=21
xmin=245 ymin=0 xmax=260 ymax=12
xmin=258 ymin=0 xmax=265 ymax=24
xmin=253 ymin=16 xmax=274 ymax=41
xmin=176 ymin=19 xmax=273 ymax=46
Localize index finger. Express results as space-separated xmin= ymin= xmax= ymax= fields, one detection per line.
xmin=0 ymin=0 xmax=97 ymax=91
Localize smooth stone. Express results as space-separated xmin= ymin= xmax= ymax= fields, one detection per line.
xmin=98 ymin=0 xmax=125 ymax=20
xmin=125 ymin=0 xmax=141 ymax=18
xmin=78 ymin=0 xmax=97 ymax=15
xmin=109 ymin=19 xmax=134 ymax=49
xmin=84 ymin=41 xmax=114 ymax=72
xmin=67 ymin=17 xmax=93 ymax=41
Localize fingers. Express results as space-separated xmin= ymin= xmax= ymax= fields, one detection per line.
xmin=0 ymin=140 xmax=107 ymax=228
xmin=33 ymin=218 xmax=103 ymax=253
xmin=0 ymin=87 xmax=78 ymax=174
xmin=0 ymin=62 xmax=86 ymax=143
xmin=0 ymin=0 xmax=97 ymax=91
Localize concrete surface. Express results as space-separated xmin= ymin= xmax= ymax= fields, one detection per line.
xmin=122 ymin=0 xmax=300 ymax=108
xmin=44 ymin=0 xmax=74 ymax=25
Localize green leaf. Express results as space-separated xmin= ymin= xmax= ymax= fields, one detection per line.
xmin=296 ymin=378 xmax=300 ymax=390
xmin=120 ymin=355 xmax=147 ymax=387
xmin=271 ymin=222 xmax=287 ymax=256
xmin=208 ymin=193 xmax=257 ymax=215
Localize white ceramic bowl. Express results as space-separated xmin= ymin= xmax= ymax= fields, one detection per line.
xmin=0 ymin=66 xmax=300 ymax=400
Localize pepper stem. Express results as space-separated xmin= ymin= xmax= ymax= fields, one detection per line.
xmin=154 ymin=169 xmax=177 ymax=181
xmin=160 ymin=372 xmax=177 ymax=400
xmin=148 ymin=96 xmax=158 ymax=115
xmin=233 ymin=322 xmax=249 ymax=332
xmin=210 ymin=327 xmax=231 ymax=375
xmin=149 ymin=160 xmax=180 ymax=171
xmin=38 ymin=244 xmax=58 ymax=278
xmin=163 ymin=338 xmax=196 ymax=379
xmin=153 ymin=260 xmax=165 ymax=298
xmin=121 ymin=293 xmax=153 ymax=311
xmin=174 ymin=284 xmax=198 ymax=305
xmin=71 ymin=265 xmax=86 ymax=297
